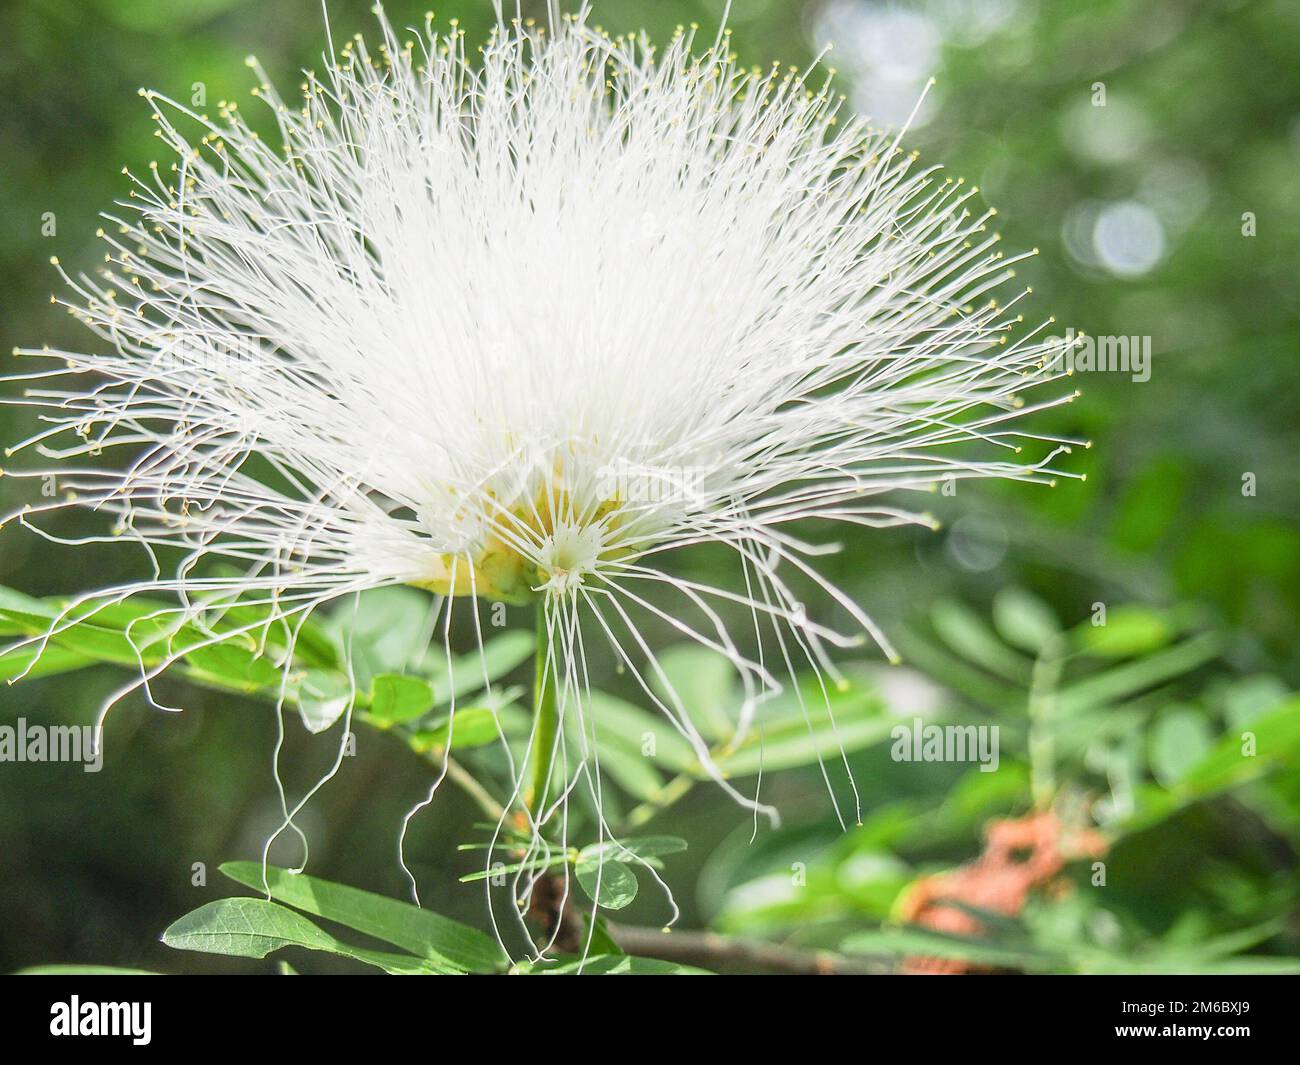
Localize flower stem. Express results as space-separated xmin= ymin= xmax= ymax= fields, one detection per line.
xmin=528 ymin=604 xmax=558 ymax=818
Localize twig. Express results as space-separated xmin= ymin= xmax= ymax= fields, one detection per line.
xmin=622 ymin=736 xmax=747 ymax=830
xmin=606 ymin=923 xmax=886 ymax=975
xmin=623 ymin=771 xmax=696 ymax=829
xmin=442 ymin=754 xmax=508 ymax=821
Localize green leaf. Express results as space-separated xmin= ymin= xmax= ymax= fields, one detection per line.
xmin=1125 ymin=697 xmax=1300 ymax=830
xmin=297 ymin=669 xmax=352 ymax=733
xmin=579 ymin=836 xmax=687 ymax=864
xmin=575 ymin=859 xmax=639 ymax=910
xmin=219 ymin=862 xmax=503 ymax=973
xmin=582 ymin=915 xmax=624 ymax=957
xmin=348 ymin=587 xmax=437 ymax=677
xmin=70 ymin=598 xmax=192 ymax=645
xmin=1179 ymin=696 xmax=1300 ymax=793
xmin=943 ymin=762 xmax=1033 ymax=824
xmin=890 ymin=627 xmax=1021 ymax=712
xmin=0 ymin=643 xmax=95 ymax=682
xmin=102 ymin=0 xmax=250 ymax=33
xmin=207 ymin=601 xmax=338 ymax=669
xmin=1160 ymin=957 xmax=1300 ymax=975
xmin=368 ymin=673 xmax=435 ymax=724
xmin=183 ymin=640 xmax=282 ymax=692
xmin=162 ymin=897 xmax=450 ymax=974
xmin=413 ymin=705 xmax=511 ymax=751
xmin=533 ymin=953 xmax=711 ymax=975
xmin=991 ymin=588 xmax=1060 ymax=655
xmin=1188 ymin=921 xmax=1284 ymax=962
xmin=428 ymin=631 xmax=534 ymax=705
xmin=714 ymin=677 xmax=891 ymax=777
xmin=162 ymin=897 xmax=334 ymax=958
xmin=1056 ymin=633 xmax=1221 ymax=717
xmin=0 ymin=586 xmax=54 ymax=617
xmin=560 ymin=706 xmax=667 ymax=802
xmin=579 ymin=732 xmax=667 ymax=802
xmin=842 ymin=925 xmax=1067 ymax=971
xmin=459 ymin=854 xmax=570 ymax=882
xmin=1148 ymin=707 xmax=1214 ymax=787
xmin=0 ymin=591 xmax=339 ymax=675
xmin=0 ymin=607 xmax=159 ymax=667
xmin=17 ymin=965 xmax=159 ymax=975
xmin=584 ymin=690 xmax=697 ymax=772
xmin=1076 ymin=606 xmax=1173 ymax=657
xmin=0 ymin=589 xmax=57 ymax=637
xmin=650 ymin=644 xmax=736 ymax=741
xmin=1218 ymin=674 xmax=1289 ymax=729
xmin=930 ymin=600 xmax=1032 ymax=683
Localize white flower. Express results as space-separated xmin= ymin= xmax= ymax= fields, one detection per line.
xmin=3 ymin=7 xmax=1079 ymax=887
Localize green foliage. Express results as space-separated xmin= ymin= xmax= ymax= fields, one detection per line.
xmin=0 ymin=586 xmax=531 ymax=756
xmin=843 ymin=902 xmax=1300 ymax=976
xmin=154 ymin=863 xmax=703 ymax=974
xmin=164 ymin=897 xmax=457 ymax=975
xmin=551 ymin=656 xmax=904 ymax=834
xmin=457 ymin=833 xmax=688 ymax=915
xmin=4 ymin=578 xmax=1296 ymax=974
xmin=368 ymin=673 xmax=436 ymax=724
xmin=707 ymin=596 xmax=1299 ymax=973
xmin=217 ymin=863 xmax=502 ymax=972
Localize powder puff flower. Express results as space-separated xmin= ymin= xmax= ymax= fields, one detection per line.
xmin=2 ymin=4 xmax=1080 ymax=918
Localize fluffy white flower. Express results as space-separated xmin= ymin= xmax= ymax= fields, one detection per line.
xmin=4 ymin=6 xmax=1078 ymax=874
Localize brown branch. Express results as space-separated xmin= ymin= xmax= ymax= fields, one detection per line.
xmin=529 ymin=875 xmax=585 ymax=954
xmin=607 ymin=923 xmax=886 ymax=975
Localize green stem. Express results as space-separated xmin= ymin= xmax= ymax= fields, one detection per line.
xmin=623 ymin=736 xmax=740 ymax=831
xmin=528 ymin=604 xmax=558 ymax=817
xmin=624 ymin=772 xmax=696 ymax=830
xmin=442 ymin=755 xmax=507 ymax=822
xmin=1028 ymin=636 xmax=1063 ymax=808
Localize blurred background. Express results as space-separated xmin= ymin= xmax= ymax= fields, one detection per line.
xmin=1 ymin=0 xmax=1297 ymax=973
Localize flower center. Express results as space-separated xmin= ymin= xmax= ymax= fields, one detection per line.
xmin=412 ymin=496 xmax=623 ymax=603
xmin=536 ymin=523 xmax=606 ymax=596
